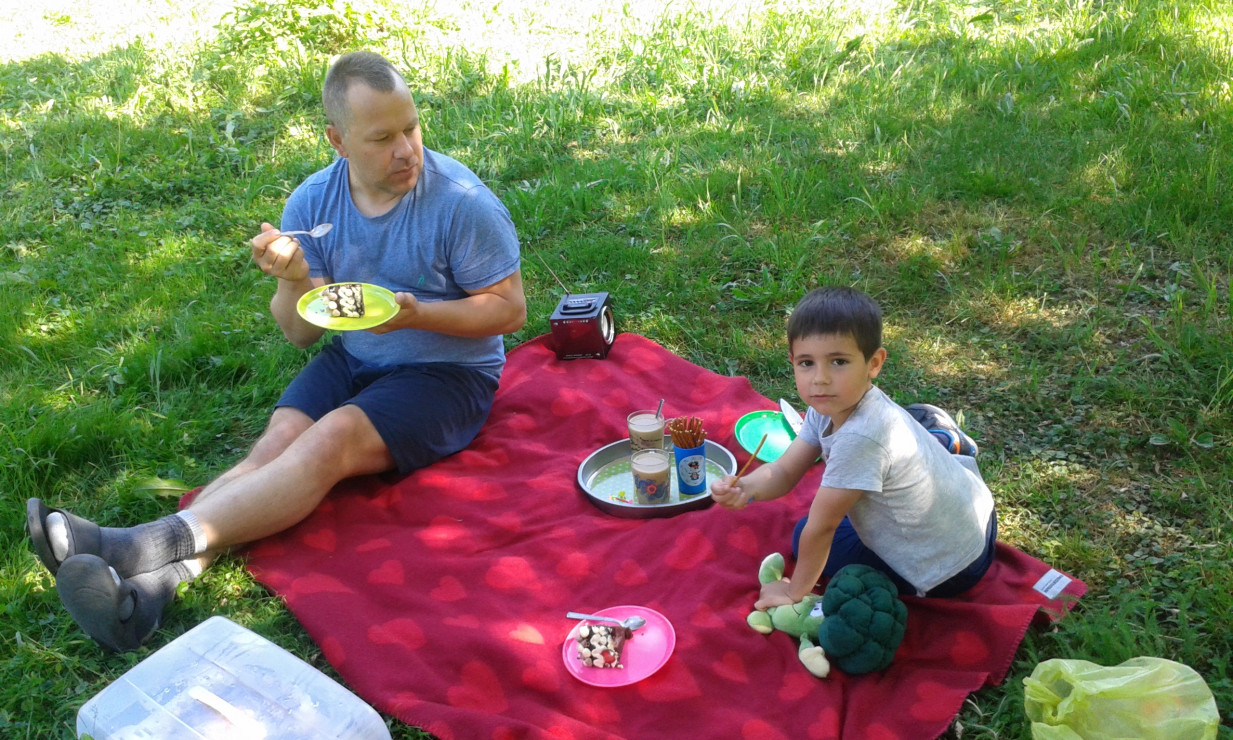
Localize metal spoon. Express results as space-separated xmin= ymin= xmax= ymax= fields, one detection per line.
xmin=279 ymin=223 xmax=333 ymax=238
xmin=566 ymin=611 xmax=648 ymax=630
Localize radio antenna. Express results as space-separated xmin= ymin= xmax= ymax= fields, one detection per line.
xmin=533 ymin=250 xmax=571 ymax=297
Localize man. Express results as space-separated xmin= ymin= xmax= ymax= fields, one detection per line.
xmin=26 ymin=51 xmax=525 ymax=651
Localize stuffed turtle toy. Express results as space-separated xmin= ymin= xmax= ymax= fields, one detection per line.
xmin=816 ymin=563 xmax=908 ymax=674
xmin=748 ymin=554 xmax=908 ymax=678
xmin=746 ymin=552 xmax=831 ymax=677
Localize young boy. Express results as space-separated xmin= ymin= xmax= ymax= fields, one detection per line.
xmin=711 ymin=286 xmax=996 ymax=609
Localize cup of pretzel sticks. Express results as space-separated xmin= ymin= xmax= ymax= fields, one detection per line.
xmin=667 ymin=416 xmax=708 ymax=497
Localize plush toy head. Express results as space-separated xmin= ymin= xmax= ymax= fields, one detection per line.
xmin=746 ymin=553 xmax=830 ymax=677
xmin=816 ymin=563 xmax=908 ymax=674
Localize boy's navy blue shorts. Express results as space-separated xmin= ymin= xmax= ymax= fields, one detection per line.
xmin=276 ymin=337 xmax=499 ymax=474
xmin=793 ymin=508 xmax=998 ymax=598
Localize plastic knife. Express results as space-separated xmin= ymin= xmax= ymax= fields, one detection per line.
xmin=779 ymin=398 xmax=803 ymax=435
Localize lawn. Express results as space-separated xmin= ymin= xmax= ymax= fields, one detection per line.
xmin=1 ymin=0 xmax=1230 ymax=737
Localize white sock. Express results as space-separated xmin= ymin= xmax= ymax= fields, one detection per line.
xmin=175 ymin=510 xmax=209 ymax=555
xmin=47 ymin=512 xmax=70 ymax=562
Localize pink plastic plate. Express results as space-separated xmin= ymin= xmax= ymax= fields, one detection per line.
xmin=562 ymin=605 xmax=676 ymax=687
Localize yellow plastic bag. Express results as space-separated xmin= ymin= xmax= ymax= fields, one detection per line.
xmin=1023 ymin=657 xmax=1219 ymax=740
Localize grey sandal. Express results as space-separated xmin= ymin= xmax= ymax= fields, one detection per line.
xmin=26 ymin=498 xmax=103 ymax=576
xmin=55 ymin=554 xmax=167 ymax=652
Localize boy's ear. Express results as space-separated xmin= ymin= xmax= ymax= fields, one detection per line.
xmin=867 ymin=347 xmax=888 ymax=378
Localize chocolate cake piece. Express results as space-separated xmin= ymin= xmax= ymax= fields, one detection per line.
xmin=576 ymin=623 xmax=631 ymax=668
xmin=321 ymin=283 xmax=365 ymax=318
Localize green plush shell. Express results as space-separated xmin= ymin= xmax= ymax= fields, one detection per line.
xmin=816 ymin=564 xmax=908 ymax=674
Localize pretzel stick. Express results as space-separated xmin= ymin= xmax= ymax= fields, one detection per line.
xmin=668 ymin=416 xmax=706 ymax=448
xmin=735 ymin=434 xmax=768 ymax=480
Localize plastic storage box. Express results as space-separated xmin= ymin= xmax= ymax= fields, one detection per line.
xmin=76 ymin=616 xmax=391 ymax=740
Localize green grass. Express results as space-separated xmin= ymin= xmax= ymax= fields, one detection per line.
xmin=2 ymin=0 xmax=1231 ymax=737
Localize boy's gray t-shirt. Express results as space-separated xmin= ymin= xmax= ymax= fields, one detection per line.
xmin=281 ymin=148 xmax=521 ymax=376
xmin=798 ymin=385 xmax=994 ymax=594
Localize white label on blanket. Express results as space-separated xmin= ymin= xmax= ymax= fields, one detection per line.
xmin=1033 ymin=569 xmax=1072 ymax=600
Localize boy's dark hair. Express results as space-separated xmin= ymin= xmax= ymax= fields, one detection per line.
xmin=787 ymin=286 xmax=883 ymax=359
xmin=323 ymin=51 xmax=402 ymax=132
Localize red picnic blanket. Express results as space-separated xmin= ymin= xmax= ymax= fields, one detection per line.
xmin=226 ymin=333 xmax=1084 ymax=739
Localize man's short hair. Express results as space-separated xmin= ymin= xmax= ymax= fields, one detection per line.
xmin=323 ymin=51 xmax=402 ymax=132
xmin=787 ymin=286 xmax=883 ymax=359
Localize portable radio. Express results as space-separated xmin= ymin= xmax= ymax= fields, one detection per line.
xmin=549 ymin=292 xmax=615 ymax=360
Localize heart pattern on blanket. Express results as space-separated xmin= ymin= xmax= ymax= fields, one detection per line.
xmin=713 ymin=651 xmax=750 ymax=684
xmin=301 ymin=528 xmax=336 ymax=552
xmin=780 ymin=671 xmax=819 ymax=702
xmin=521 ymin=660 xmax=560 ymax=693
xmin=613 ymin=559 xmax=650 ymax=587
xmin=366 ymin=559 xmax=404 ymax=585
xmin=663 ymin=527 xmax=717 ymax=570
xmin=430 ymin=576 xmax=467 ymax=602
xmin=367 ymin=618 xmax=426 ymax=649
xmin=448 ymin=661 xmax=508 ymax=712
xmin=727 ymin=525 xmax=763 ymax=556
xmin=223 ymin=334 xmax=1086 ymax=740
xmin=909 ymin=681 xmax=963 ymax=722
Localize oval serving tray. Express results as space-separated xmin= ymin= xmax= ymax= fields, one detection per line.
xmin=577 ymin=437 xmax=736 ymax=519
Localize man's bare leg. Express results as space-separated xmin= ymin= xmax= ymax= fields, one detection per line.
xmin=50 ymin=404 xmax=395 ymax=650
xmin=188 ymin=403 xmax=395 ymax=552
xmin=192 ymin=407 xmax=315 ymax=505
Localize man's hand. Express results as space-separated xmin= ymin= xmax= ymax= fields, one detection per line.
xmin=252 ymin=222 xmax=323 ymax=348
xmin=251 ymin=223 xmax=310 ymax=282
xmin=710 ymin=474 xmax=753 ymax=510
xmin=754 ymin=579 xmax=797 ymax=611
xmin=366 ymin=291 xmax=419 ymax=334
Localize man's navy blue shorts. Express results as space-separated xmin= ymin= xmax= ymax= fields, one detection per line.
xmin=277 ymin=337 xmax=499 ymax=474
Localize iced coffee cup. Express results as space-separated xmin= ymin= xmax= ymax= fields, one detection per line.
xmin=627 ymin=410 xmax=665 ymax=450
xmin=631 ymin=448 xmax=672 ymax=505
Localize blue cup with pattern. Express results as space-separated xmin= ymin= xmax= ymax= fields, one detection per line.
xmin=674 ymin=443 xmax=707 ymax=497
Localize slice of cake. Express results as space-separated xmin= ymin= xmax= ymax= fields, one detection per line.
xmin=322 ymin=283 xmax=365 ymax=318
xmin=576 ymin=623 xmax=631 ymax=669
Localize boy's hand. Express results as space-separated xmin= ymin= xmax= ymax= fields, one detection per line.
xmin=754 ymin=579 xmax=797 ymax=611
xmin=710 ymin=475 xmax=752 ymax=509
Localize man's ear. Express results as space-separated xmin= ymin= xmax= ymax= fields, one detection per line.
xmin=325 ymin=124 xmax=347 ymax=158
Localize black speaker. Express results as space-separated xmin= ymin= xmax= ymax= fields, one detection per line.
xmin=549 ymin=292 xmax=614 ymax=360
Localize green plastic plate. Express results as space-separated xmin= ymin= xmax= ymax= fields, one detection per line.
xmin=297 ymin=282 xmax=398 ymax=331
xmin=734 ymin=410 xmax=796 ymax=462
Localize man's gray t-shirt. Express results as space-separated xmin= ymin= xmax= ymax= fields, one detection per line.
xmin=281 ymin=148 xmax=521 ymax=377
xmin=798 ymin=385 xmax=994 ymax=594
